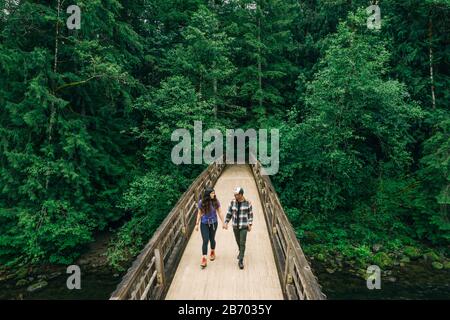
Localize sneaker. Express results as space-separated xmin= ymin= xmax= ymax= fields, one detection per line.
xmin=201 ymin=257 xmax=207 ymax=269
xmin=238 ymin=259 xmax=244 ymax=270
xmin=210 ymin=250 xmax=216 ymax=261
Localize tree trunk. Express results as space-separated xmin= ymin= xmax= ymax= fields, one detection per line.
xmin=257 ymin=13 xmax=263 ymax=113
xmin=213 ymin=78 xmax=218 ymax=119
xmin=46 ymin=0 xmax=61 ymax=190
xmin=213 ymin=61 xmax=218 ymax=119
xmin=428 ymin=13 xmax=436 ymax=109
xmin=49 ymin=0 xmax=61 ymax=143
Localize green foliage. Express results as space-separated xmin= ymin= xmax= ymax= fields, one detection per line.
xmin=0 ymin=0 xmax=142 ymax=265
xmin=413 ymin=110 xmax=450 ymax=243
xmin=276 ymin=11 xmax=422 ymax=216
xmin=273 ymin=8 xmax=448 ymax=266
xmin=0 ymin=0 xmax=448 ymax=272
xmin=107 ymin=172 xmax=184 ymax=270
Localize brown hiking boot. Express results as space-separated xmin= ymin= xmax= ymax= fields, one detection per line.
xmin=201 ymin=256 xmax=207 ymax=269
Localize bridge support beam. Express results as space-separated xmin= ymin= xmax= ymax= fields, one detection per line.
xmin=155 ymin=248 xmax=165 ymax=291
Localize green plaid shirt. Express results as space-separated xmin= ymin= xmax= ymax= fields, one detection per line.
xmin=225 ymin=199 xmax=253 ymax=229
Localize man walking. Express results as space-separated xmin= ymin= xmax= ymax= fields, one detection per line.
xmin=224 ymin=187 xmax=253 ymax=269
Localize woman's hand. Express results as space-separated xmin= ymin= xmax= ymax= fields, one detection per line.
xmin=195 ymin=224 xmax=199 ymax=232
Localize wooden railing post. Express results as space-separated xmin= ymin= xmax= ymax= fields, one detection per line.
xmin=270 ymin=200 xmax=277 ymax=235
xmin=284 ymin=245 xmax=294 ymax=291
xmin=154 ymin=248 xmax=165 ymax=290
xmin=110 ymin=157 xmax=227 ymax=300
xmin=180 ymin=208 xmax=188 ymax=239
xmin=248 ymin=156 xmax=325 ymax=300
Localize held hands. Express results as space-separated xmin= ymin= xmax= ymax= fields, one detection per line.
xmin=223 ymin=222 xmax=228 ymax=230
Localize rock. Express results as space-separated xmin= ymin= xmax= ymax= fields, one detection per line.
xmin=27 ymin=280 xmax=48 ymax=293
xmin=15 ymin=268 xmax=28 ymax=280
xmin=403 ymin=246 xmax=421 ymax=260
xmin=326 ymin=268 xmax=335 ymax=274
xmin=357 ymin=269 xmax=367 ymax=279
xmin=316 ymin=253 xmax=325 ymax=262
xmin=113 ymin=273 xmax=120 ymax=278
xmin=372 ymin=244 xmax=382 ymax=253
xmin=0 ymin=273 xmax=15 ymax=282
xmin=47 ymin=272 xmax=62 ymax=280
xmin=387 ymin=277 xmax=397 ymax=283
xmin=424 ymin=251 xmax=440 ymax=262
xmin=400 ymin=256 xmax=410 ymax=264
xmin=432 ymin=262 xmax=443 ymax=270
xmin=16 ymin=279 xmax=28 ymax=287
xmin=373 ymin=252 xmax=393 ymax=268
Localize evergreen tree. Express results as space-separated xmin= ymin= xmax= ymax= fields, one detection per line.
xmin=165 ymin=5 xmax=236 ymax=118
xmin=0 ymin=0 xmax=145 ymax=264
xmin=275 ymin=11 xmax=422 ymax=249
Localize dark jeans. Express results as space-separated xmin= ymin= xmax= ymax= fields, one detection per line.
xmin=233 ymin=227 xmax=248 ymax=260
xmin=200 ymin=222 xmax=218 ymax=255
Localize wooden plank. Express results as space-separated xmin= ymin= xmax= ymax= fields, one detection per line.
xmin=140 ymin=271 xmax=157 ymax=300
xmin=111 ymin=158 xmax=324 ymax=300
xmin=165 ymin=165 xmax=283 ymax=300
xmin=155 ymin=248 xmax=165 ymax=289
xmin=247 ymin=156 xmax=325 ymax=300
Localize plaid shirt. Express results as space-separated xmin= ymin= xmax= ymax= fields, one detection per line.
xmin=225 ymin=199 xmax=253 ymax=229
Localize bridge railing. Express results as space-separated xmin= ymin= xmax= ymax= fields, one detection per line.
xmin=110 ymin=161 xmax=226 ymax=300
xmin=249 ymin=154 xmax=326 ymax=300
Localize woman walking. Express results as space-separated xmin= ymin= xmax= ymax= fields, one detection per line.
xmin=195 ymin=187 xmax=224 ymax=269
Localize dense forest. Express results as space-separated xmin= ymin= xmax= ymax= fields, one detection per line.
xmin=0 ymin=0 xmax=448 ymax=276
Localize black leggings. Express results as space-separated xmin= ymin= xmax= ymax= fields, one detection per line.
xmin=200 ymin=222 xmax=218 ymax=255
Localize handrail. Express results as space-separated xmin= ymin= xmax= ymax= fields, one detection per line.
xmin=248 ymin=153 xmax=326 ymax=300
xmin=110 ymin=161 xmax=226 ymax=300
xmin=110 ymin=154 xmax=325 ymax=300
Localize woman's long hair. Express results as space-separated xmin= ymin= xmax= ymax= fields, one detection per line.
xmin=201 ymin=188 xmax=219 ymax=215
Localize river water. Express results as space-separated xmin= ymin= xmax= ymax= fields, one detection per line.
xmin=312 ymin=261 xmax=450 ymax=300
xmin=0 ymin=262 xmax=449 ymax=300
xmin=0 ymin=269 xmax=123 ymax=300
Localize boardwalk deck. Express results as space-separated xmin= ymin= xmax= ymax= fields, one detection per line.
xmin=165 ymin=165 xmax=283 ymax=300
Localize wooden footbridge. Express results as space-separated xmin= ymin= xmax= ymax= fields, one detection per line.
xmin=110 ymin=157 xmax=325 ymax=300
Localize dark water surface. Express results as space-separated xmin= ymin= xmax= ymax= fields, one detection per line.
xmin=1 ymin=262 xmax=449 ymax=300
xmin=313 ymin=261 xmax=450 ymax=300
xmin=0 ymin=270 xmax=122 ymax=300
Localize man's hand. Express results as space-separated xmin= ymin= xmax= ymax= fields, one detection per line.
xmin=223 ymin=223 xmax=228 ymax=230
